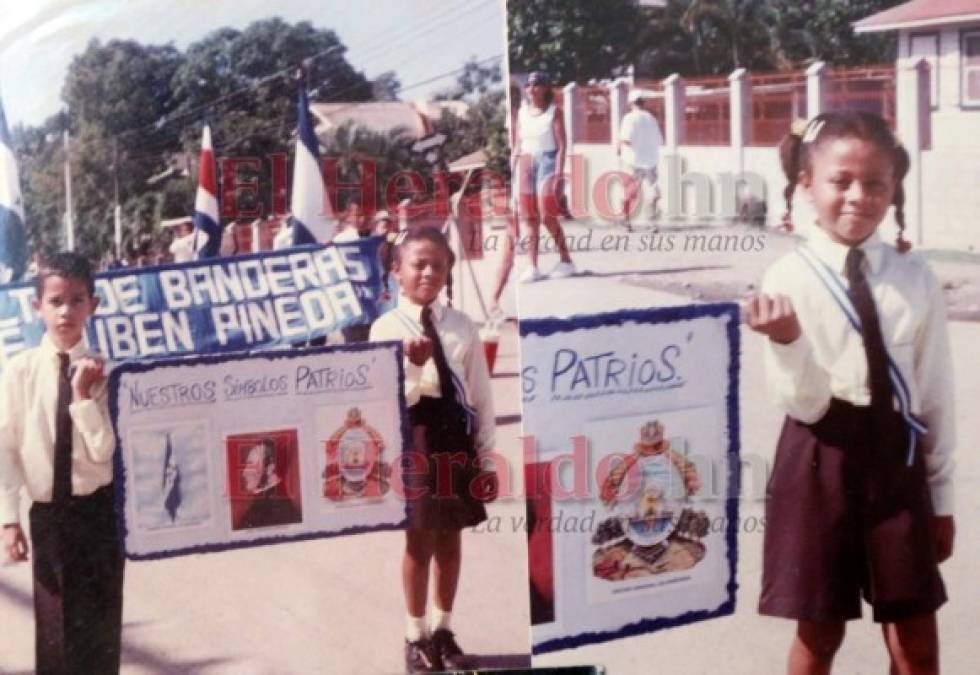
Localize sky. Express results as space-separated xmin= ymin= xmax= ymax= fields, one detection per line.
xmin=0 ymin=0 xmax=507 ymax=128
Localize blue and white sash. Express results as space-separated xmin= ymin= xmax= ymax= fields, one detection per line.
xmin=392 ymin=307 xmax=478 ymax=434
xmin=796 ymin=245 xmax=926 ymax=466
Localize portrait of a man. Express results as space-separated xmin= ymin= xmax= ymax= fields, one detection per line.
xmin=227 ymin=432 xmax=303 ymax=531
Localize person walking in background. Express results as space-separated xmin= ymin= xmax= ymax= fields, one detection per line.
xmin=512 ymin=71 xmax=575 ymax=283
xmin=618 ymin=90 xmax=663 ymax=230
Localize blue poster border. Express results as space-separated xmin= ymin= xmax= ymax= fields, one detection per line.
xmin=108 ymin=339 xmax=411 ymax=561
xmin=520 ymin=302 xmax=741 ymax=654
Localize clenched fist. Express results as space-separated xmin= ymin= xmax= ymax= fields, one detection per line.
xmin=403 ymin=336 xmax=433 ymax=367
xmin=744 ymin=293 xmax=802 ymax=345
xmin=72 ymin=356 xmax=106 ymax=400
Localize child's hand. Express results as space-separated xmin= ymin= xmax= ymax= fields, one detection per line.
xmin=744 ymin=293 xmax=801 ymax=345
xmin=403 ymin=337 xmax=433 ymax=367
xmin=3 ymin=524 xmax=28 ymax=562
xmin=935 ymin=515 xmax=955 ymax=563
xmin=72 ymin=356 xmax=106 ymax=400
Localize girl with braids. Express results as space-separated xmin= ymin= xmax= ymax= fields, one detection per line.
xmin=746 ymin=112 xmax=955 ymax=675
xmin=369 ymin=227 xmax=497 ymax=673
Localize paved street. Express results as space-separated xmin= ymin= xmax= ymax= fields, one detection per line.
xmin=2 ymin=218 xmax=978 ymax=673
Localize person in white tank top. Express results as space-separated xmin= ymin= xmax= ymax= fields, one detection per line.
xmin=511 ymin=71 xmax=576 ymax=283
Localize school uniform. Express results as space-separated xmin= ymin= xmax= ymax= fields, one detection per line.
xmin=370 ymin=297 xmax=495 ymax=530
xmin=757 ymin=225 xmax=954 ymax=623
xmin=0 ymin=335 xmax=123 ymax=674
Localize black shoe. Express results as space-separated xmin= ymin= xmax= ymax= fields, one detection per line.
xmin=430 ymin=628 xmax=468 ymax=670
xmin=405 ymin=637 xmax=442 ymax=673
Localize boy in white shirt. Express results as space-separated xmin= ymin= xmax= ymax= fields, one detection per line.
xmin=0 ymin=251 xmax=123 ymax=675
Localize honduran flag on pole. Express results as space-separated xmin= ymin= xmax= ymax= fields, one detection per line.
xmin=193 ymin=124 xmax=222 ymax=259
xmin=0 ymin=95 xmax=27 ymax=283
xmin=291 ymin=88 xmax=335 ymax=245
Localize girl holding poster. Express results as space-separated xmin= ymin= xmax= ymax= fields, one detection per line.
xmin=369 ymin=228 xmax=498 ymax=673
xmin=746 ymin=112 xmax=955 ymax=675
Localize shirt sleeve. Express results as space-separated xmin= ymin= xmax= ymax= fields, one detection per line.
xmin=0 ymin=363 xmax=25 ymax=525
xmin=462 ymin=320 xmax=496 ymax=459
xmin=70 ymin=377 xmax=115 ymax=464
xmin=760 ymin=266 xmax=833 ymax=424
xmin=914 ymin=266 xmax=956 ymax=515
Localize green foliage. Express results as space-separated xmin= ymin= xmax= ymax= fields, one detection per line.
xmin=508 ymin=0 xmax=647 ymax=83
xmin=433 ymin=58 xmax=509 ymax=177
xmin=10 ymin=19 xmax=394 ymax=261
xmin=637 ymin=0 xmax=901 ymax=77
xmin=510 ymin=0 xmax=903 ymax=83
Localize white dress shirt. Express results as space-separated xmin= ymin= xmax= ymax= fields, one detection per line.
xmin=370 ymin=297 xmax=496 ymax=457
xmin=761 ymin=225 xmax=956 ymax=514
xmin=0 ymin=335 xmax=115 ymax=524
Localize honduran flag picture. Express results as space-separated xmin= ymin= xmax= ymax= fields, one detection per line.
xmin=291 ymin=88 xmax=336 ymax=245
xmin=193 ymin=124 xmax=222 ymax=259
xmin=0 ymin=95 xmax=27 ymax=283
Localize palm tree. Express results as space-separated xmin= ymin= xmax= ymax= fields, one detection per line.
xmin=680 ymin=0 xmax=776 ymax=71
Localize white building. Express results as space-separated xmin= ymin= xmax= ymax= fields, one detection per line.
xmin=855 ymin=0 xmax=980 ymax=249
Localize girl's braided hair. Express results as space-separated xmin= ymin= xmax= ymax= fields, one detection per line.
xmin=391 ymin=226 xmax=456 ymax=306
xmin=778 ymin=111 xmax=912 ymax=252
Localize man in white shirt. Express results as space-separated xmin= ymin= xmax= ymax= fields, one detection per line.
xmin=618 ymin=90 xmax=664 ymax=228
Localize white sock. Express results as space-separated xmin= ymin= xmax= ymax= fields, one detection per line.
xmin=431 ymin=607 xmax=452 ymax=633
xmin=406 ymin=614 xmax=427 ymax=642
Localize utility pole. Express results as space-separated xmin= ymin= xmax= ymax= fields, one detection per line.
xmin=113 ymin=137 xmax=122 ymax=259
xmin=63 ymin=123 xmax=74 ymax=251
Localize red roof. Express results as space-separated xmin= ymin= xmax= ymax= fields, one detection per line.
xmin=855 ymin=0 xmax=980 ymax=32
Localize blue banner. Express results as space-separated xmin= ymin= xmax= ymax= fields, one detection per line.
xmin=0 ymin=237 xmax=387 ymax=371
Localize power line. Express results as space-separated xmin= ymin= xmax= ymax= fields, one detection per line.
xmin=112 ymin=0 xmax=492 ymax=141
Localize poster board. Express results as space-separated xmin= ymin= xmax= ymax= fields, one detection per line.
xmin=520 ymin=304 xmax=740 ymax=653
xmin=109 ymin=341 xmax=408 ymax=559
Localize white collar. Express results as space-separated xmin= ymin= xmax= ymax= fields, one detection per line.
xmin=805 ymin=224 xmax=886 ymax=276
xmin=39 ymin=334 xmax=89 ymax=364
xmin=397 ymin=296 xmax=447 ymax=323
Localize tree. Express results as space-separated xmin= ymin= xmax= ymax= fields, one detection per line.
xmin=679 ymin=0 xmax=779 ymax=73
xmin=433 ymin=59 xmax=509 ymax=177
xmin=636 ymin=0 xmax=902 ymax=79
xmin=372 ymin=71 xmax=402 ymax=101
xmin=16 ymin=39 xmax=187 ymax=260
xmin=320 ymin=122 xmax=428 ymax=212
xmin=508 ymin=0 xmax=648 ymax=83
xmin=169 ymin=19 xmax=374 ymax=216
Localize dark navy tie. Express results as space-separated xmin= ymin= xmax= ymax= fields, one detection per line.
xmin=52 ymin=353 xmax=73 ymax=502
xmin=845 ymin=247 xmax=893 ymax=414
xmin=420 ymin=305 xmax=456 ymax=401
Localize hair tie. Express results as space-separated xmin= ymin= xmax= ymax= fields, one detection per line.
xmin=801 ymin=119 xmax=825 ymax=144
xmin=790 ymin=118 xmax=808 ymax=138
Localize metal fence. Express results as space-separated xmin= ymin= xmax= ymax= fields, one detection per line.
xmin=571 ymin=85 xmax=612 ymax=144
xmin=825 ymin=65 xmax=896 ymax=129
xmin=564 ymin=65 xmax=897 ymax=148
xmin=683 ymin=76 xmax=731 ymax=146
xmin=749 ymin=71 xmax=807 ymax=146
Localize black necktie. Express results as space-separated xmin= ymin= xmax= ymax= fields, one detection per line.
xmin=420 ymin=305 xmax=456 ymax=401
xmin=52 ymin=352 xmax=73 ymax=503
xmin=845 ymin=247 xmax=893 ymax=414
